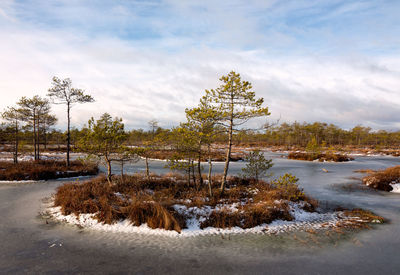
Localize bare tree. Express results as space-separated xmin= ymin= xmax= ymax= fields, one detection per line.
xmin=17 ymin=96 xmax=51 ymax=160
xmin=48 ymin=77 xmax=94 ymax=166
xmin=1 ymin=106 xmax=23 ymax=163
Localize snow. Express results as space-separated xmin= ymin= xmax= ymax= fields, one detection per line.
xmin=0 ymin=175 xmax=93 ymax=184
xmin=0 ymin=180 xmax=44 ymax=184
xmin=46 ymin=200 xmax=357 ymax=237
xmin=390 ymin=183 xmax=400 ymax=193
xmin=0 ymin=154 xmax=61 ymax=162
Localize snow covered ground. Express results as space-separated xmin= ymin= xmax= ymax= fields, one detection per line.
xmin=46 ymin=201 xmax=360 ymax=237
xmin=0 ymin=152 xmax=85 ymax=162
xmin=391 ymin=183 xmax=400 ymax=193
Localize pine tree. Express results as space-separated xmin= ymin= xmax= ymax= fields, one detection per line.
xmin=206 ymin=71 xmax=270 ymax=194
xmin=78 ymin=113 xmax=127 ymax=184
xmin=241 ymin=150 xmax=273 ymax=182
xmin=48 ymin=77 xmax=94 ymax=167
xmin=17 ymin=95 xmax=51 ymax=160
xmin=185 ymin=94 xmax=218 ymax=195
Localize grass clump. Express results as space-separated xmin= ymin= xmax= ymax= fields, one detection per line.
xmin=362 ymin=165 xmax=400 ymax=192
xmin=344 ymin=209 xmax=385 ymax=224
xmin=288 ymin=152 xmax=353 ymax=162
xmin=0 ymin=160 xmax=98 ymax=181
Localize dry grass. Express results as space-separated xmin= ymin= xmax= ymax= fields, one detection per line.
xmin=288 ymin=152 xmax=353 ymax=162
xmin=200 ymin=202 xmax=293 ymax=229
xmin=344 ymin=209 xmax=385 ymax=223
xmin=54 ymin=173 xmax=319 ymax=232
xmin=362 ymin=165 xmax=400 ymax=191
xmin=0 ymin=160 xmax=98 ymax=181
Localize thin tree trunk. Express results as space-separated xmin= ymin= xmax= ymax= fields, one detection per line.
xmin=106 ymin=157 xmax=112 ymax=184
xmin=197 ymin=154 xmax=203 ymax=186
xmin=187 ymin=162 xmax=191 ymax=187
xmin=221 ymin=118 xmax=233 ymax=194
xmin=14 ymin=120 xmax=18 ymax=164
xmin=207 ymin=157 xmax=213 ymax=197
xmin=33 ymin=110 xmax=37 ymax=160
xmin=191 ymin=160 xmax=196 ymax=188
xmin=36 ymin=118 xmax=40 ymax=160
xmin=44 ymin=127 xmax=47 ymax=150
xmin=145 ymin=156 xmax=150 ymax=181
xmin=67 ymin=103 xmax=71 ymax=167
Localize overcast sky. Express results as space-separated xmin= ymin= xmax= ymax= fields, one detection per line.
xmin=0 ymin=0 xmax=399 ymax=131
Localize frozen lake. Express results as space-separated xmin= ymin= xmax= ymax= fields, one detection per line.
xmin=1 ymin=153 xmax=400 ymax=274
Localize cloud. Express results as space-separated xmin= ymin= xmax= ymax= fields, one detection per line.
xmin=0 ymin=1 xmax=399 ymax=131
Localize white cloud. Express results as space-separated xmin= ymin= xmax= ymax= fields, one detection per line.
xmin=0 ymin=1 xmax=399 ymax=131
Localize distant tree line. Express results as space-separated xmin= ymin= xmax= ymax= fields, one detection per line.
xmin=2 ymin=119 xmax=400 ymax=156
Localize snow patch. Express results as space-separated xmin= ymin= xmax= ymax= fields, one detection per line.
xmin=46 ymin=201 xmax=357 ymax=237
xmin=390 ymin=183 xmax=400 ymax=193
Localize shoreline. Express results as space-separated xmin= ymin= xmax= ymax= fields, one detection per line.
xmin=44 ymin=199 xmax=382 ymax=237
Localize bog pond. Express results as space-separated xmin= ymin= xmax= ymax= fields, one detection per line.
xmin=1 ymin=153 xmax=399 ymax=274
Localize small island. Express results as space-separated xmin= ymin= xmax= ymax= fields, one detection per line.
xmin=361 ymin=166 xmax=400 ymax=193
xmin=287 ymin=152 xmax=353 ymax=162
xmin=48 ymin=173 xmax=383 ymax=235
xmin=0 ymin=160 xmax=98 ymax=181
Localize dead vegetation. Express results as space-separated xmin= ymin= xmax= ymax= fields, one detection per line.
xmin=361 ymin=165 xmax=400 ymax=192
xmin=54 ymin=173 xmax=318 ymax=232
xmin=343 ymin=209 xmax=385 ymax=224
xmin=0 ymin=160 xmax=98 ymax=181
xmin=288 ymin=152 xmax=353 ymax=162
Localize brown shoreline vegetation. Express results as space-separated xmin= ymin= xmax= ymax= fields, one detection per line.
xmin=54 ymin=174 xmax=317 ymax=232
xmin=287 ymin=152 xmax=353 ymax=162
xmin=53 ymin=173 xmax=384 ymax=233
xmin=0 ymin=160 xmax=98 ymax=181
xmin=360 ymin=166 xmax=400 ymax=192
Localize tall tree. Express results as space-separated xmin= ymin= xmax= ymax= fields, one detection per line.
xmin=167 ymin=126 xmax=198 ymax=187
xmin=78 ymin=113 xmax=127 ymax=184
xmin=185 ymin=94 xmax=218 ymax=195
xmin=17 ymin=95 xmax=51 ymax=160
xmin=1 ymin=106 xmax=23 ymax=163
xmin=143 ymin=119 xmax=159 ymax=181
xmin=48 ymin=77 xmax=94 ymax=166
xmin=206 ymin=71 xmax=270 ymax=194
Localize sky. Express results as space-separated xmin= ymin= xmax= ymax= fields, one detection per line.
xmin=0 ymin=0 xmax=399 ymax=131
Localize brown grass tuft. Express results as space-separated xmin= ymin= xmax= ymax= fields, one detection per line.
xmin=288 ymin=152 xmax=353 ymax=162
xmin=362 ymin=165 xmax=400 ymax=191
